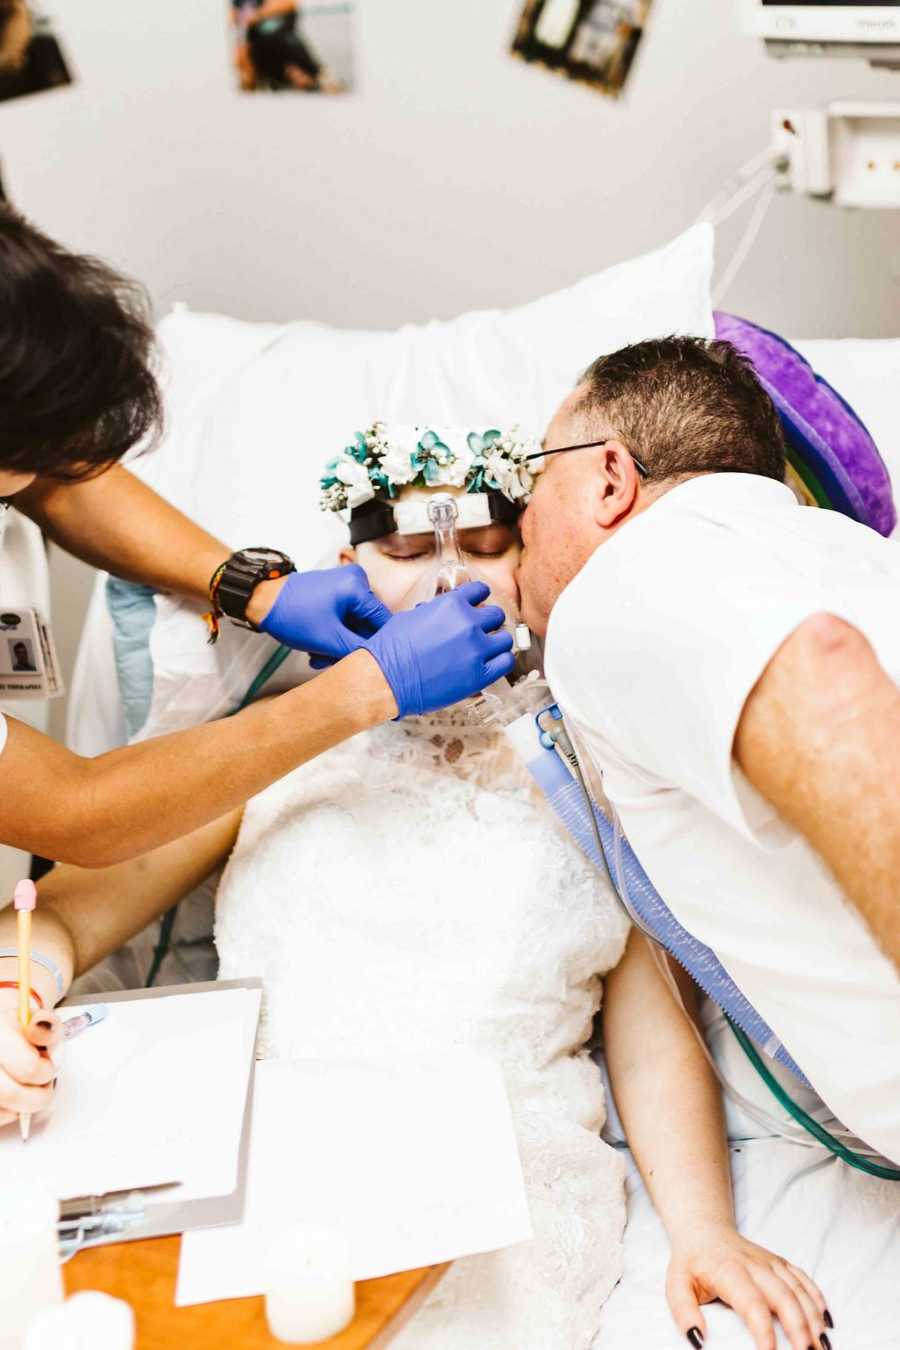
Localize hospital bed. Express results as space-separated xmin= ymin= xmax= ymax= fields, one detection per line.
xmin=64 ymin=244 xmax=900 ymax=1346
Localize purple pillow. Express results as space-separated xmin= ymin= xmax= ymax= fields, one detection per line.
xmin=714 ymin=312 xmax=896 ymax=537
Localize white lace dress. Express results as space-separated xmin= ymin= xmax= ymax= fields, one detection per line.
xmin=216 ymin=703 xmax=630 ymax=1349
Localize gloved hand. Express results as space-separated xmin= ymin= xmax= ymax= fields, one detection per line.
xmin=258 ymin=565 xmax=392 ymax=657
xmin=359 ymin=581 xmax=515 ymax=717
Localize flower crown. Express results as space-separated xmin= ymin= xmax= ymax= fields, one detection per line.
xmin=319 ymin=422 xmax=543 ymax=517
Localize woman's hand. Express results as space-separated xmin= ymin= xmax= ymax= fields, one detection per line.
xmin=667 ymin=1222 xmax=832 ymax=1350
xmin=0 ymin=992 xmax=62 ymax=1128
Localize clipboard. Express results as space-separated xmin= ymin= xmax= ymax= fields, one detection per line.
xmin=60 ymin=977 xmax=261 ymax=1255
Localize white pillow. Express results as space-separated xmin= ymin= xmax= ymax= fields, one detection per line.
xmin=72 ymin=224 xmax=715 ymax=745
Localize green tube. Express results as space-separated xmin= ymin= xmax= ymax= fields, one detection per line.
xmin=235 ymin=643 xmax=292 ymax=711
xmin=727 ymin=1017 xmax=900 ymax=1181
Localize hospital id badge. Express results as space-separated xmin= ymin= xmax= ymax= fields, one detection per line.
xmin=0 ymin=608 xmax=64 ymax=699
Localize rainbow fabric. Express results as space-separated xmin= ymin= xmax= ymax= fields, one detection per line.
xmin=715 ymin=312 xmax=896 ymax=537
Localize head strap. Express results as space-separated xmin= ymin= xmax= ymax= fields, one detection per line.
xmin=349 ymin=490 xmax=519 ymax=545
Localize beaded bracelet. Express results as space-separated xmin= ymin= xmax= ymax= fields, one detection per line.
xmin=0 ymin=948 xmax=65 ymax=997
xmin=204 ymin=561 xmax=229 ymax=645
xmin=0 ymin=981 xmax=44 ymax=1010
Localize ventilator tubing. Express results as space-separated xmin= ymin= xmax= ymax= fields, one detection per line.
xmin=506 ymin=703 xmax=899 ymax=1172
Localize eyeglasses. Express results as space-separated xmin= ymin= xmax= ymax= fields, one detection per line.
xmin=523 ymin=438 xmax=649 ymax=479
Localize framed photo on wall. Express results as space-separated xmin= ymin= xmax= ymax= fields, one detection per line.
xmin=511 ymin=0 xmax=653 ymax=97
xmin=230 ymin=1 xmax=354 ymax=95
xmin=0 ymin=3 xmax=74 ymax=104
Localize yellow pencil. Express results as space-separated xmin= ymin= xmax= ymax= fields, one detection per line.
xmin=14 ymin=879 xmax=37 ymax=1143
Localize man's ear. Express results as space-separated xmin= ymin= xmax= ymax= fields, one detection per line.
xmin=338 ymin=547 xmax=356 ymax=566
xmin=593 ymin=442 xmax=641 ymax=529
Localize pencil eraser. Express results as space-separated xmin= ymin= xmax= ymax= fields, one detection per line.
xmin=13 ymin=879 xmax=36 ymax=912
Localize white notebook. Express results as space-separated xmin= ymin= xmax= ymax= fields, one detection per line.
xmin=0 ymin=987 xmax=261 ymax=1202
xmin=176 ymin=1055 xmax=532 ymax=1305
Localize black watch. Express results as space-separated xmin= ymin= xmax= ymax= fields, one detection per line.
xmin=214 ymin=548 xmax=296 ymax=629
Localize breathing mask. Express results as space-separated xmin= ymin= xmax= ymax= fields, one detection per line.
xmin=398 ymin=494 xmax=531 ymax=654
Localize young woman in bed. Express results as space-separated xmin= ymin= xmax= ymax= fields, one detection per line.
xmin=0 ymin=426 xmax=830 ymax=1350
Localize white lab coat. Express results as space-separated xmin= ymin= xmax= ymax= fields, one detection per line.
xmin=0 ymin=507 xmax=51 ymax=898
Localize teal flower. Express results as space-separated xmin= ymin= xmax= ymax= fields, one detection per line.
xmin=347 ymin=431 xmax=369 ymax=465
xmin=409 ymin=429 xmax=453 ymax=482
xmin=467 ymin=429 xmax=501 ymax=459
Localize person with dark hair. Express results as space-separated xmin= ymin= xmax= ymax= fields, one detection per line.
xmin=0 ymin=207 xmax=514 ymax=872
xmin=516 ymin=335 xmax=900 ymax=1181
xmin=10 ymin=640 xmax=34 ymax=672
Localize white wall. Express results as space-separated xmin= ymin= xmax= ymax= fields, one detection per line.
xmin=1 ymin=0 xmax=897 ymax=737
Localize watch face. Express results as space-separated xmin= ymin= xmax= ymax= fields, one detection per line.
xmin=240 ymin=548 xmax=287 ymax=566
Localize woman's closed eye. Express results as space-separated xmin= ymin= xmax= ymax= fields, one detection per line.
xmin=383 ymin=545 xmax=509 ymax=563
xmin=382 ymin=549 xmax=431 ymax=562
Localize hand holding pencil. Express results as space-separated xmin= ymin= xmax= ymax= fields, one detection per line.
xmin=0 ymin=880 xmax=61 ymax=1135
xmin=16 ymin=879 xmax=37 ymax=1140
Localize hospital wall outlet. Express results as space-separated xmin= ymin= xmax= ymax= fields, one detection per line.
xmin=772 ymin=102 xmax=900 ymax=207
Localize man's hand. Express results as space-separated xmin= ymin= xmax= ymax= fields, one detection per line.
xmin=735 ymin=612 xmax=900 ymax=971
xmin=252 ymin=565 xmax=392 ymax=657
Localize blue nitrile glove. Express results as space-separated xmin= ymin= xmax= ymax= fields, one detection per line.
xmin=258 ymin=565 xmax=392 ymax=657
xmin=358 ymin=581 xmax=514 ymax=718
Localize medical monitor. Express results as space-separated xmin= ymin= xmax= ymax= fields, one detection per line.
xmin=741 ymin=2 xmax=900 ymax=65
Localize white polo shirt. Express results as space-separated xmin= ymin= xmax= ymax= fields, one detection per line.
xmin=545 ymin=473 xmax=900 ymax=1164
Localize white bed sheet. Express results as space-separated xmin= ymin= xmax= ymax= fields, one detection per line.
xmin=593 ymin=1002 xmax=900 ymax=1349
xmin=594 ymin=1138 xmax=899 ymax=1350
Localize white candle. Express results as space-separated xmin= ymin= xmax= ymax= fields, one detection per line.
xmin=24 ymin=1292 xmax=135 ymax=1350
xmin=0 ymin=1182 xmax=63 ymax=1350
xmin=263 ymin=1224 xmax=355 ymax=1345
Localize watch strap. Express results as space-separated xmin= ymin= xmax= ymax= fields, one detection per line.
xmin=206 ymin=549 xmax=296 ymax=643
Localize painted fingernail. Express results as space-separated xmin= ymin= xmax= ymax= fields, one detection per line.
xmin=687 ymin=1331 xmax=704 ymax=1349
xmin=820 ymin=1335 xmax=832 ymax=1350
xmin=824 ymin=1310 xmax=834 ymax=1329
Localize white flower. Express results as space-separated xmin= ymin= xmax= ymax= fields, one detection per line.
xmin=379 ymin=440 xmax=417 ymax=487
xmin=335 ymin=455 xmax=375 ymax=508
xmin=442 ymin=442 xmax=474 ymax=487
xmin=319 ymin=482 xmax=347 ymax=512
xmin=483 ymin=447 xmax=516 ymax=493
xmin=366 ymin=422 xmax=391 ymax=458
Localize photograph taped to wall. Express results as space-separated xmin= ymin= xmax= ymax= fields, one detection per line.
xmin=511 ymin=1 xmax=653 ymax=97
xmin=0 ymin=3 xmax=73 ymax=104
xmin=230 ymin=1 xmax=354 ymax=95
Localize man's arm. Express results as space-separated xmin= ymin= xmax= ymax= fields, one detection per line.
xmin=735 ymin=613 xmax=900 ymax=971
xmin=15 ymin=466 xmax=229 ymax=602
xmin=0 ymin=649 xmax=393 ymax=868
